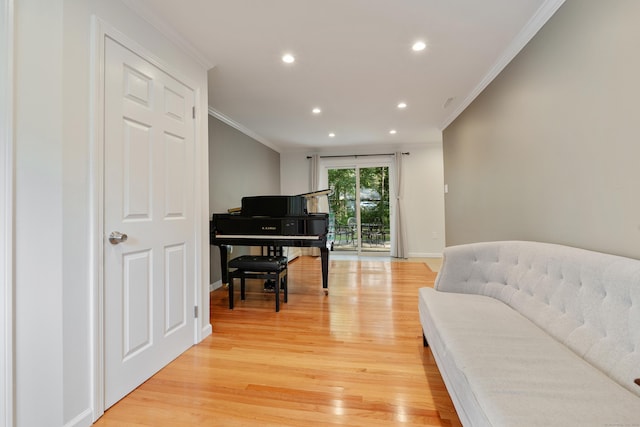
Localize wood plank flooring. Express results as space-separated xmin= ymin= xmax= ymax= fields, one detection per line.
xmin=93 ymin=256 xmax=461 ymax=426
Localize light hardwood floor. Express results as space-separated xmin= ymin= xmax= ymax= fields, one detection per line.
xmin=93 ymin=256 xmax=461 ymax=426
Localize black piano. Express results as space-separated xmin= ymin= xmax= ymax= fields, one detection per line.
xmin=210 ymin=194 xmax=330 ymax=294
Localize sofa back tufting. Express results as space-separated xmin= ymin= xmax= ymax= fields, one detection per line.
xmin=434 ymin=241 xmax=640 ymax=397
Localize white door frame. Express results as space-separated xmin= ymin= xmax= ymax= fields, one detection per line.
xmin=90 ymin=17 xmax=207 ymax=420
xmin=0 ymin=1 xmax=14 ymax=426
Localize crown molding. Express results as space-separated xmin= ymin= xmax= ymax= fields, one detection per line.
xmin=120 ymin=0 xmax=215 ymax=70
xmin=440 ymin=0 xmax=566 ymax=130
xmin=208 ymin=107 xmax=282 ymax=153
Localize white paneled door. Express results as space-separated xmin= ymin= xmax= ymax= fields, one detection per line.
xmin=103 ymin=37 xmax=195 ymax=409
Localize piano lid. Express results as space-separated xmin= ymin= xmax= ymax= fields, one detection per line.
xmin=240 ymin=195 xmax=307 ymax=217
xmin=297 ymin=189 xmax=332 ymax=198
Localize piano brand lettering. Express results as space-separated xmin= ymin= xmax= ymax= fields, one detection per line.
xmin=261 ymin=226 xmax=277 ymax=231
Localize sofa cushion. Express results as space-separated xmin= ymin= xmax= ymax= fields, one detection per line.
xmin=419 ymin=287 xmax=640 ymax=426
xmin=434 ymin=241 xmax=640 ymax=398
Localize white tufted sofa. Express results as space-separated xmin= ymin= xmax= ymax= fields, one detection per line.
xmin=419 ymin=241 xmax=640 ymax=426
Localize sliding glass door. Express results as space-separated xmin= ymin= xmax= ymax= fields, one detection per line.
xmin=326 ymin=163 xmax=391 ymax=255
xmin=327 ymin=168 xmax=357 ymax=250
xmin=359 ymin=166 xmax=389 ymax=253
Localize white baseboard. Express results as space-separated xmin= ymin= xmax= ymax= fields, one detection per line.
xmin=209 ymin=280 xmax=222 ymax=292
xmin=408 ymin=252 xmax=443 ymax=258
xmin=64 ymin=408 xmax=92 ymax=427
xmin=201 ymin=323 xmax=212 ymax=338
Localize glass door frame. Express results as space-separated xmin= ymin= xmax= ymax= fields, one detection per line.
xmin=319 ymin=156 xmax=395 ymax=256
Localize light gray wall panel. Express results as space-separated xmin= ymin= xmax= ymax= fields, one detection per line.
xmin=208 ymin=115 xmax=280 ymax=283
xmin=443 ymin=0 xmax=640 ymax=259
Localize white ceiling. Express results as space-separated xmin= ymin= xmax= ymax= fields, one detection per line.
xmin=124 ymin=0 xmax=565 ymax=152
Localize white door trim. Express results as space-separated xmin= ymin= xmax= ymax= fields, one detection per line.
xmin=0 ymin=1 xmax=14 ymax=426
xmin=90 ymin=17 xmax=206 ymax=420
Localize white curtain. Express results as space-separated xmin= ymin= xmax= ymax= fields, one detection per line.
xmin=307 ymin=154 xmax=321 ymax=255
xmin=392 ymin=152 xmax=408 ymax=258
xmin=307 ymin=154 xmax=320 ymax=212
xmin=310 ymin=154 xmax=319 ymax=193
xmin=309 ymin=154 xmax=330 ymax=213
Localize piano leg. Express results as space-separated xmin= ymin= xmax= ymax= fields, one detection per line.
xmin=320 ymin=246 xmax=329 ymax=295
xmin=219 ymin=244 xmax=229 ymax=286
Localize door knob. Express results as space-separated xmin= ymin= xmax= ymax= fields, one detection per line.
xmin=109 ymin=231 xmax=128 ymax=245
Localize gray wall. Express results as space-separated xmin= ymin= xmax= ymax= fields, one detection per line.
xmin=209 ymin=115 xmax=280 ymax=283
xmin=443 ymin=0 xmax=640 ymax=259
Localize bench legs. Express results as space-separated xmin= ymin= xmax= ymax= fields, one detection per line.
xmin=228 ymin=269 xmax=287 ymax=312
xmin=275 ymin=270 xmax=288 ymax=312
xmin=227 ymin=277 xmax=248 ymax=310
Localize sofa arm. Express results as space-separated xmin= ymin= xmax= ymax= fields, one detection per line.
xmin=434 ymin=241 xmax=519 ymax=298
xmin=435 ymin=244 xmax=479 ymax=292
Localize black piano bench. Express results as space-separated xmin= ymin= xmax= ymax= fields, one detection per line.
xmin=227 ymin=255 xmax=288 ymax=312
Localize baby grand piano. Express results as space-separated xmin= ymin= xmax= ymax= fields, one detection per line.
xmin=210 ymin=194 xmax=330 ymax=294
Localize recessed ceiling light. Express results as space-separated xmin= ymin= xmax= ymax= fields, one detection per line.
xmin=412 ymin=41 xmax=426 ymax=52
xmin=329 ymin=133 xmax=336 ymax=138
xmin=389 ymin=130 xmax=397 ymax=135
xmin=312 ymin=107 xmax=322 ymax=114
xmin=397 ymin=102 xmax=407 ymax=109
xmin=282 ymin=53 xmax=295 ymax=64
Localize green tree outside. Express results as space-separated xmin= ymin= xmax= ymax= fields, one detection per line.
xmin=328 ymin=167 xmax=390 ymax=228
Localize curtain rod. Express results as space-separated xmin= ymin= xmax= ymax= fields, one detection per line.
xmin=306 ymin=152 xmax=409 ymax=159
